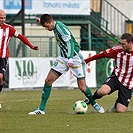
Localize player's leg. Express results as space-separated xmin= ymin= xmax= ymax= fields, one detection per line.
xmin=39 ymin=69 xmax=61 ymax=111
xmin=0 ymin=58 xmax=7 ymax=109
xmin=77 ymin=78 xmax=95 ymax=105
xmin=115 ymin=86 xmax=131 ymax=113
xmin=84 ymin=84 xmax=111 ymax=104
xmin=84 ymin=72 xmax=116 ymax=105
xmin=0 ymin=85 xmax=2 ymax=109
xmin=0 ymin=73 xmax=3 ymax=109
xmin=93 ymin=84 xmax=111 ymax=99
xmin=29 ymin=56 xmax=67 ymax=115
xmin=116 ymin=103 xmax=127 ymax=112
xmin=73 ymin=54 xmax=104 ymax=113
xmin=91 ymin=73 xmax=116 ymax=100
xmin=28 ymin=69 xmax=61 ymax=115
xmin=77 ymin=79 xmax=105 ymax=113
xmin=0 ymin=74 xmax=3 ymax=92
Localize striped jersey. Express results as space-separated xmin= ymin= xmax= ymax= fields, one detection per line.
xmin=85 ymin=45 xmax=133 ymax=89
xmin=0 ymin=23 xmax=19 ymax=58
xmin=53 ymin=21 xmax=80 ymax=58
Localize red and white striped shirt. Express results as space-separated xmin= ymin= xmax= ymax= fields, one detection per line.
xmin=0 ymin=23 xmax=33 ymax=58
xmin=0 ymin=23 xmax=19 ymax=58
xmin=85 ymin=45 xmax=133 ymax=89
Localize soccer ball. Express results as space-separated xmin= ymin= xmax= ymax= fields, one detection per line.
xmin=73 ymin=100 xmax=88 ymax=114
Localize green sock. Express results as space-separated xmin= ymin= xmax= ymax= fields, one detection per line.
xmin=84 ymin=86 xmax=96 ymax=106
xmin=39 ymin=84 xmax=52 ymax=111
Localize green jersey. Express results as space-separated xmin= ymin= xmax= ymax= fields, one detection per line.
xmin=53 ymin=21 xmax=80 ymax=59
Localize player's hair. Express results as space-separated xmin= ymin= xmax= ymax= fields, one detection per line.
xmin=121 ymin=33 xmax=133 ymax=43
xmin=40 ymin=14 xmax=53 ymax=25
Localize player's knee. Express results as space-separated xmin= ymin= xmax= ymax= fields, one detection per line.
xmin=97 ymin=89 xmax=107 ymax=96
xmin=116 ymin=103 xmax=127 ymax=113
xmin=116 ymin=108 xmax=126 ymax=113
xmin=45 ymin=78 xmax=52 ymax=86
xmin=98 ymin=85 xmax=111 ymax=96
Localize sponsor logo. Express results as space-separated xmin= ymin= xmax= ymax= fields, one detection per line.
xmin=106 ymin=59 xmax=115 ymax=77
xmin=4 ymin=0 xmax=32 ymax=9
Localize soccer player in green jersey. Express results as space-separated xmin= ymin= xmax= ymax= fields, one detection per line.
xmin=28 ymin=14 xmax=105 ymax=115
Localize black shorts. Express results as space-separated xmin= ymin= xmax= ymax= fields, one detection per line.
xmin=0 ymin=58 xmax=7 ymax=76
xmin=103 ymin=72 xmax=132 ymax=107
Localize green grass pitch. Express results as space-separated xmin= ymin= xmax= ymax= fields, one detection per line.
xmin=0 ymin=88 xmax=133 ymax=133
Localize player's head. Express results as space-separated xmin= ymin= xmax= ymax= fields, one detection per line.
xmin=120 ymin=33 xmax=133 ymax=51
xmin=40 ymin=14 xmax=55 ymax=31
xmin=0 ymin=9 xmax=6 ymax=26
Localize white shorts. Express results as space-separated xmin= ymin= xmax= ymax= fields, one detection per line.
xmin=51 ymin=53 xmax=86 ymax=78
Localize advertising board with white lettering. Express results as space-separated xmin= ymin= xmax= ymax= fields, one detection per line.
xmin=0 ymin=0 xmax=90 ymax=15
xmin=8 ymin=51 xmax=96 ymax=89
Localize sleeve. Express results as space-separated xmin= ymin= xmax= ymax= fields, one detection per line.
xmin=17 ymin=34 xmax=33 ymax=48
xmin=8 ymin=25 xmax=33 ymax=48
xmin=9 ymin=25 xmax=17 ymax=37
xmin=65 ymin=39 xmax=74 ymax=59
xmin=84 ymin=52 xmax=105 ymax=63
xmin=58 ymin=25 xmax=74 ymax=58
xmin=84 ymin=48 xmax=117 ymax=63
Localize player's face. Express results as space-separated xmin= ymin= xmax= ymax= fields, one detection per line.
xmin=120 ymin=39 xmax=132 ymax=51
xmin=0 ymin=11 xmax=6 ymax=26
xmin=42 ymin=21 xmax=55 ymax=31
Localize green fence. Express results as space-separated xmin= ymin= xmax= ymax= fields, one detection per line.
xmin=8 ymin=36 xmax=113 ymax=88
xmin=9 ymin=36 xmax=59 ymax=57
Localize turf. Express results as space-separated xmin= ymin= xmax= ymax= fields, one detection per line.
xmin=0 ymin=89 xmax=133 ymax=133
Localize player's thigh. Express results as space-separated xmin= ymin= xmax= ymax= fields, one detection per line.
xmin=117 ymin=85 xmax=131 ymax=108
xmin=100 ymin=72 xmax=118 ymax=95
xmin=51 ymin=56 xmax=68 ymax=74
xmin=71 ymin=55 xmax=86 ymax=79
xmin=0 ymin=58 xmax=7 ymax=82
xmin=45 ymin=70 xmax=59 ymax=85
xmin=97 ymin=84 xmax=111 ymax=95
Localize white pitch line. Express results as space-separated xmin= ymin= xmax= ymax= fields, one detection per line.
xmin=1 ymin=99 xmax=40 ymax=103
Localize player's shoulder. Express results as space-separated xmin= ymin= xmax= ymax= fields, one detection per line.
xmin=3 ymin=23 xmax=14 ymax=29
xmin=56 ymin=21 xmax=67 ymax=28
xmin=102 ymin=45 xmax=122 ymax=54
xmin=56 ymin=21 xmax=64 ymax=25
xmin=112 ymin=45 xmax=122 ymax=50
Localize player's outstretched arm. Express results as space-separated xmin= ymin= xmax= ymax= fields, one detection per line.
xmin=84 ymin=52 xmax=106 ymax=63
xmin=17 ymin=34 xmax=39 ymax=50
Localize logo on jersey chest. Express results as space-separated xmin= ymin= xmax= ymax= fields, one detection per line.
xmin=3 ymin=32 xmax=6 ymax=36
xmin=0 ymin=29 xmax=6 ymax=41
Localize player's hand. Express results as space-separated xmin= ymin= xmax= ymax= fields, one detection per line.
xmin=36 ymin=17 xmax=40 ymax=23
xmin=31 ymin=46 xmax=39 ymax=50
xmin=67 ymin=58 xmax=74 ymax=68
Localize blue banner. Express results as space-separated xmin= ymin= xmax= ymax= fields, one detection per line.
xmin=4 ymin=0 xmax=32 ymax=9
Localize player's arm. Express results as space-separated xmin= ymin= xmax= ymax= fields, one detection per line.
xmin=84 ymin=48 xmax=116 ymax=64
xmin=60 ymin=27 xmax=74 ymax=67
xmin=63 ymin=36 xmax=74 ymax=67
xmin=84 ymin=52 xmax=105 ymax=63
xmin=17 ymin=34 xmax=39 ymax=50
xmin=10 ymin=26 xmax=39 ymax=50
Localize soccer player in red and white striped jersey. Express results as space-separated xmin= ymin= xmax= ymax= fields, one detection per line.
xmin=84 ymin=33 xmax=133 ymax=112
xmin=0 ymin=9 xmax=39 ymax=108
